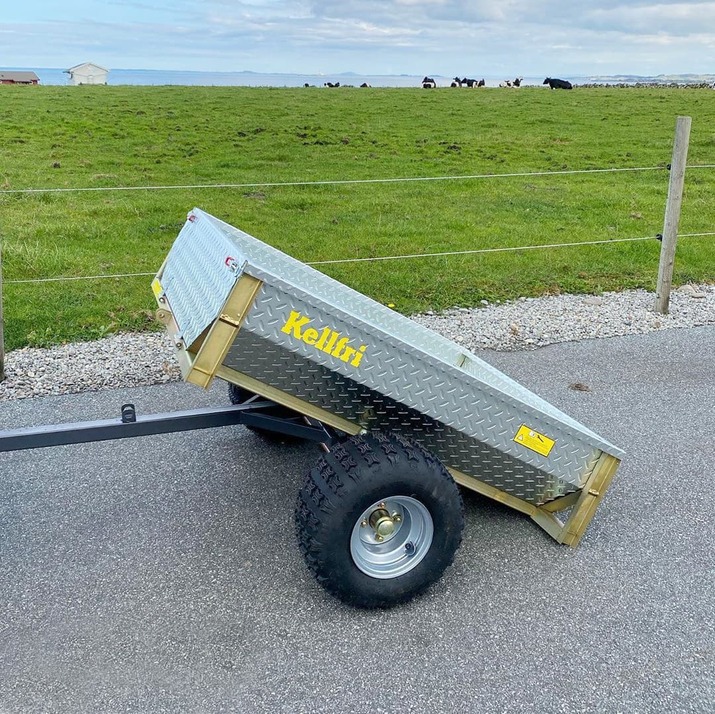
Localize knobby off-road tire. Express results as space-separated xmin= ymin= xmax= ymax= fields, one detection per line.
xmin=227 ymin=383 xmax=305 ymax=443
xmin=295 ymin=431 xmax=464 ymax=608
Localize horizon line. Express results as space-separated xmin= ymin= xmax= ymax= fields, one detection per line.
xmin=4 ymin=66 xmax=715 ymax=80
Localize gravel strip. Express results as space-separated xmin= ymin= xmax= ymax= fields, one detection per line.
xmin=0 ymin=332 xmax=182 ymax=402
xmin=413 ymin=283 xmax=715 ymax=350
xmin=1 ymin=284 xmax=713 ymax=402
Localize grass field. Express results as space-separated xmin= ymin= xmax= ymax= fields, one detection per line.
xmin=1 ymin=85 xmax=714 ymax=351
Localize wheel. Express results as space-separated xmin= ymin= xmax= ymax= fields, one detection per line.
xmin=295 ymin=431 xmax=464 ymax=607
xmin=227 ymin=383 xmax=306 ymax=443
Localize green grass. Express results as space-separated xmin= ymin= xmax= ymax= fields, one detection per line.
xmin=1 ymin=85 xmax=715 ymax=350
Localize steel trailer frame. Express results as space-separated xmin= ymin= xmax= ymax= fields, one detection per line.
xmin=0 ymin=401 xmax=338 ymax=453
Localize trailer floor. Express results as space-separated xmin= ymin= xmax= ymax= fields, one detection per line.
xmin=1 ymin=326 xmax=713 ymax=714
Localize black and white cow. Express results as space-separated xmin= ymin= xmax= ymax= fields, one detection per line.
xmin=461 ymin=77 xmax=482 ymax=88
xmin=543 ymin=77 xmax=572 ymax=90
xmin=421 ymin=76 xmax=437 ymax=88
xmin=450 ymin=76 xmax=463 ymax=87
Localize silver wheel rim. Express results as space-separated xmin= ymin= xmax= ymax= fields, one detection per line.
xmin=350 ymin=496 xmax=434 ymax=579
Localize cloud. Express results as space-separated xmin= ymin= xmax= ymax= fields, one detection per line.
xmin=4 ymin=0 xmax=715 ymax=75
xmin=585 ymin=1 xmax=715 ymax=36
xmin=195 ymin=0 xmax=715 ymax=57
xmin=301 ymin=0 xmax=715 ymax=36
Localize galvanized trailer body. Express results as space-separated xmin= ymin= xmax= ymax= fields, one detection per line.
xmin=154 ymin=209 xmax=623 ymax=547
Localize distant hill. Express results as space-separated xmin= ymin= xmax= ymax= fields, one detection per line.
xmin=580 ymin=73 xmax=715 ymax=84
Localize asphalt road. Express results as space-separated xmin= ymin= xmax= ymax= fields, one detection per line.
xmin=1 ymin=327 xmax=713 ymax=714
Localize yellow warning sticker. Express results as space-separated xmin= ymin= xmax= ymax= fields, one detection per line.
xmin=514 ymin=425 xmax=555 ymax=457
xmin=151 ymin=277 xmax=164 ymax=300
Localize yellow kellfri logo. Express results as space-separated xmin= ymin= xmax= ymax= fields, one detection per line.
xmin=281 ymin=310 xmax=368 ymax=368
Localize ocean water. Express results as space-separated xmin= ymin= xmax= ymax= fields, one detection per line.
xmin=12 ymin=67 xmax=707 ymax=88
xmin=20 ymin=67 xmax=553 ymax=88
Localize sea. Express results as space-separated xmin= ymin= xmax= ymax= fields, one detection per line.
xmin=7 ymin=67 xmax=714 ymax=88
xmin=14 ymin=67 xmax=564 ymax=88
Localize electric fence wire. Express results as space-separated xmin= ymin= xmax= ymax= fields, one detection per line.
xmin=5 ymin=231 xmax=715 ymax=285
xmin=3 ymin=163 xmax=714 ymax=284
xmin=0 ymin=164 xmax=677 ymax=195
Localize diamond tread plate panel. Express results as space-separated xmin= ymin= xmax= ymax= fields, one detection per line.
xmin=197 ymin=209 xmax=607 ymax=439
xmin=159 ymin=214 xmax=243 ymax=348
xmin=160 ymin=209 xmax=623 ymax=497
xmin=224 ymin=332 xmax=595 ymax=504
xmin=235 ymin=283 xmax=610 ymax=485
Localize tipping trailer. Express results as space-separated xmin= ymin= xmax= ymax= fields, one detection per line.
xmin=0 ymin=208 xmax=624 ymax=608
xmin=151 ymin=209 xmax=624 ymax=606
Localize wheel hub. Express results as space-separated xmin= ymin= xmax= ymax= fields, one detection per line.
xmin=351 ymin=496 xmax=434 ymax=579
xmin=369 ymin=508 xmax=396 ymax=539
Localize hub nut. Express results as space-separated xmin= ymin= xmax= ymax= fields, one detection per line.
xmin=375 ymin=516 xmax=396 ymax=538
xmin=369 ymin=508 xmax=397 ymax=539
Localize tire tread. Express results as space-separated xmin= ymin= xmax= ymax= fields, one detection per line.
xmin=295 ymin=431 xmax=464 ymax=607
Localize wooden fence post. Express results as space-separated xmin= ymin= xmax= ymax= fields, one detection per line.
xmin=655 ymin=115 xmax=691 ymax=314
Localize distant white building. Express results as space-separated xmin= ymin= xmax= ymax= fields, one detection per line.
xmin=65 ymin=62 xmax=109 ymax=85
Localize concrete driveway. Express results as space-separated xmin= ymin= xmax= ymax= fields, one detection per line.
xmin=1 ymin=326 xmax=713 ymax=713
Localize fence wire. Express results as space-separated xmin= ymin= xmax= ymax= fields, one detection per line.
xmin=0 ymin=165 xmax=672 ymax=196
xmin=2 ymin=162 xmax=714 ymax=284
xmin=3 ymin=163 xmax=714 ymax=197
xmin=6 ymin=231 xmax=715 ymax=285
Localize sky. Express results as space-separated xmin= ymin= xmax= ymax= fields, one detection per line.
xmin=2 ymin=0 xmax=715 ymax=78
